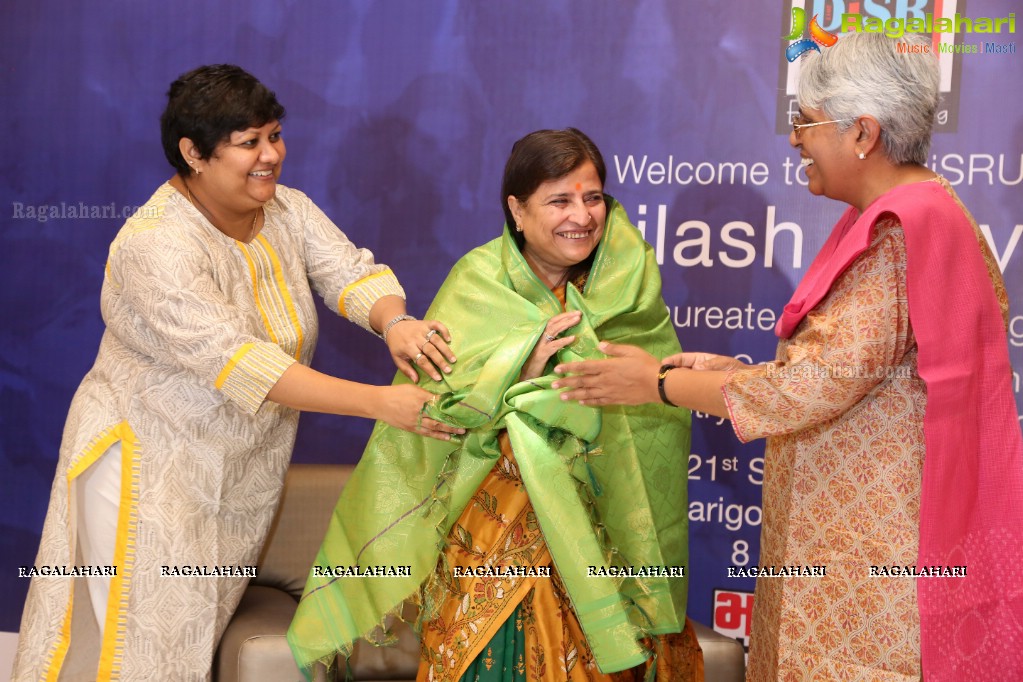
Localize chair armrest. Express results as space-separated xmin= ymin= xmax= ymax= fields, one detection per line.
xmin=692 ymin=619 xmax=746 ymax=682
xmin=214 ymin=585 xmax=331 ymax=682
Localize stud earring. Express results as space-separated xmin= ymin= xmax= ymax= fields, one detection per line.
xmin=857 ymin=152 xmax=866 ymax=160
xmin=515 ymin=224 xmax=523 ymax=232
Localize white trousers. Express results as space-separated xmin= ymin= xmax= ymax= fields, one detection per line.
xmin=75 ymin=441 xmax=122 ymax=637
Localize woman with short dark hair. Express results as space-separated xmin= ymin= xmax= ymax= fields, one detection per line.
xmin=13 ymin=64 xmax=462 ymax=680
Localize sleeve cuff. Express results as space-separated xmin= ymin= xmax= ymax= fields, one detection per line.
xmin=215 ymin=342 xmax=297 ymax=414
xmin=337 ymin=269 xmax=406 ymax=333
xmin=721 ymin=370 xmax=750 ymax=444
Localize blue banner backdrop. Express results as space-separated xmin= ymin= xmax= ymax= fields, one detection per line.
xmin=1 ymin=0 xmax=1020 ymax=656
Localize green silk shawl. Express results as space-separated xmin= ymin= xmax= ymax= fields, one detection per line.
xmin=288 ymin=198 xmax=691 ymax=674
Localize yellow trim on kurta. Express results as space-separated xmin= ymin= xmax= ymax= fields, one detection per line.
xmin=216 ymin=342 xmax=257 ymax=389
xmin=44 ymin=425 xmax=121 ymax=681
xmin=216 ymin=343 xmax=296 ymax=415
xmin=66 ymin=428 xmax=123 ymax=481
xmin=237 ymin=237 xmax=304 ymax=360
xmin=258 ymin=234 xmax=304 ymax=359
xmin=42 ymin=593 xmax=73 ymax=682
xmin=43 ymin=422 xmax=140 ymax=682
xmin=337 ymin=268 xmax=393 ymax=319
xmin=97 ymin=422 xmax=139 ymax=680
xmin=238 ymin=244 xmax=279 ymax=346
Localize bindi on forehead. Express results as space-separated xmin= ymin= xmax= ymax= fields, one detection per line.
xmin=575 ymin=183 xmax=582 ymax=191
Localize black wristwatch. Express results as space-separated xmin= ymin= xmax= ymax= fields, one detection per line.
xmin=657 ymin=364 xmax=678 ymax=407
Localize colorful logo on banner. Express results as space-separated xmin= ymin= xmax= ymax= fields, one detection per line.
xmin=775 ymin=0 xmax=968 ymax=135
xmin=783 ymin=7 xmax=839 ymax=62
xmin=713 ymin=588 xmax=754 ymax=654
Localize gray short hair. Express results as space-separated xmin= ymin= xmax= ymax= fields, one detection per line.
xmin=797 ymin=32 xmax=939 ymax=165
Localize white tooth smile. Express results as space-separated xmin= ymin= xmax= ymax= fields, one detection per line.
xmin=250 ymin=170 xmax=273 ymax=177
xmin=800 ymin=158 xmax=814 ymax=167
xmin=559 ymin=232 xmax=589 ymax=240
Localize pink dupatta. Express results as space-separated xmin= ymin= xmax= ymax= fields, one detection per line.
xmin=777 ymin=181 xmax=1023 ymax=680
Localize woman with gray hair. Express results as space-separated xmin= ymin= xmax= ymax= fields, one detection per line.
xmin=553 ymin=32 xmax=1023 ymax=680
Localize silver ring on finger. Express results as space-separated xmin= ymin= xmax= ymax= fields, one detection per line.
xmin=414 ymin=352 xmax=424 ymax=363
xmin=544 ymin=334 xmax=557 ymax=342
xmin=424 ymin=329 xmax=438 ymax=344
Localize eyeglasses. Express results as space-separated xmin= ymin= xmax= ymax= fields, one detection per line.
xmin=791 ymin=114 xmax=854 ymax=137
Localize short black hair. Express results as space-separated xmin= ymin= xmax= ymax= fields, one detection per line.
xmin=500 ymin=128 xmax=606 ymax=252
xmin=160 ymin=64 xmax=286 ymax=176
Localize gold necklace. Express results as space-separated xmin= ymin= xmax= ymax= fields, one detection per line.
xmin=183 ymin=178 xmax=260 ymax=242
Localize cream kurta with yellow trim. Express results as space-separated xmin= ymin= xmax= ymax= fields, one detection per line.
xmin=14 ymin=183 xmax=404 ymax=681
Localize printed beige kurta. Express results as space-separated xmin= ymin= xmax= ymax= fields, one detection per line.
xmin=723 ymin=178 xmax=1009 ymax=681
xmin=14 ymin=183 xmax=403 ymax=681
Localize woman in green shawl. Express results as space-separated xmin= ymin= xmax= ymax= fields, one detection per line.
xmin=289 ymin=129 xmax=702 ymax=680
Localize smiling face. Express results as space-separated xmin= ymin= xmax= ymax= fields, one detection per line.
xmin=188 ymin=120 xmax=285 ymax=215
xmin=790 ymin=107 xmax=858 ymax=203
xmin=508 ymin=161 xmax=606 ymax=288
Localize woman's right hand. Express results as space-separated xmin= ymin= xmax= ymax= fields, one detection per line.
xmin=520 ymin=310 xmax=583 ymax=381
xmin=663 ymin=352 xmax=748 ymax=372
xmin=378 ymin=384 xmax=466 ymax=441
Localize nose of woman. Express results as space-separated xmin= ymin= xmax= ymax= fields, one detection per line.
xmin=259 ymin=139 xmax=282 ymax=165
xmin=574 ymin=202 xmax=591 ymax=226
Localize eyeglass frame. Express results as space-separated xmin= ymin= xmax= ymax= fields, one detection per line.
xmin=790 ymin=114 xmax=855 ymax=136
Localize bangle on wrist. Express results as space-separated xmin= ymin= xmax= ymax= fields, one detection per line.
xmin=381 ymin=314 xmax=416 ymax=342
xmin=657 ymin=364 xmax=678 ymax=407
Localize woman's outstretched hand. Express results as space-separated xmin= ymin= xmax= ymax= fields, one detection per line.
xmin=385 ymin=319 xmax=457 ymax=383
xmin=663 ymin=352 xmax=747 ymax=372
xmin=553 ymin=342 xmax=661 ymax=406
xmin=377 ymin=384 xmax=465 ymax=441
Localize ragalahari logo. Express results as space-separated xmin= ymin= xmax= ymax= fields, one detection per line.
xmin=783 ymin=7 xmax=839 ymax=62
